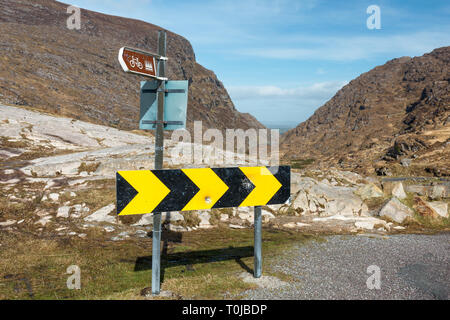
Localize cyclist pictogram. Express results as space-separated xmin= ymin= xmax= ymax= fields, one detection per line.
xmin=129 ymin=55 xmax=143 ymax=69
xmin=118 ymin=46 xmax=168 ymax=80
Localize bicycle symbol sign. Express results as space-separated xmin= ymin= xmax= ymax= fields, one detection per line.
xmin=119 ymin=47 xmax=161 ymax=79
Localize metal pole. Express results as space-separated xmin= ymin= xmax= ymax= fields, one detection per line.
xmin=155 ymin=30 xmax=166 ymax=170
xmin=151 ymin=212 xmax=162 ymax=294
xmin=152 ymin=30 xmax=166 ymax=295
xmin=254 ymin=206 xmax=262 ymax=278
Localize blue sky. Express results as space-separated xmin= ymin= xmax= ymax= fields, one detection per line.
xmin=67 ymin=0 xmax=450 ymax=125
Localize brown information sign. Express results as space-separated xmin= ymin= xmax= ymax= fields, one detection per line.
xmin=118 ymin=47 xmax=162 ymax=79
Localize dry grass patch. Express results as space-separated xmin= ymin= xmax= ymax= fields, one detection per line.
xmin=0 ymin=136 xmax=30 ymax=149
xmin=77 ymin=162 xmax=100 ymax=174
xmin=0 ymin=223 xmax=324 ymax=299
xmin=364 ymin=196 xmax=389 ymax=211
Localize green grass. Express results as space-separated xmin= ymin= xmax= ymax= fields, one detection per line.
xmin=290 ymin=158 xmax=315 ymax=170
xmin=399 ymin=193 xmax=450 ymax=231
xmin=0 ymin=226 xmax=323 ymax=300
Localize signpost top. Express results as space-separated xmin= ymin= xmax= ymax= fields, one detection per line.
xmin=118 ymin=46 xmax=168 ymax=80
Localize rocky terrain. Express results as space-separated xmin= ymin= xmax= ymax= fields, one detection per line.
xmin=0 ymin=105 xmax=448 ymax=243
xmin=0 ymin=0 xmax=264 ymax=132
xmin=282 ymin=47 xmax=450 ymax=177
xmin=0 ymin=2 xmax=449 ymax=299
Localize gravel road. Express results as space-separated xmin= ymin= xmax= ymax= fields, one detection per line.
xmin=242 ymin=232 xmax=449 ymax=300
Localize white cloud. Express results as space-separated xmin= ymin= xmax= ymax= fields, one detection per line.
xmin=228 ymin=81 xmax=348 ymax=101
xmin=234 ymin=31 xmax=450 ymax=61
xmin=227 ymin=81 xmax=349 ymax=123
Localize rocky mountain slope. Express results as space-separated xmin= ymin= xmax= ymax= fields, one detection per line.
xmin=0 ymin=0 xmax=263 ymax=132
xmin=281 ymin=47 xmax=450 ymax=176
xmin=1 ymin=104 xmax=447 ymax=240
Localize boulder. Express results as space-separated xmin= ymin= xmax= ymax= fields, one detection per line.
xmin=135 ymin=230 xmax=148 ymax=237
xmin=400 ymin=158 xmax=412 ymax=167
xmin=429 ymin=185 xmax=447 ymax=200
xmin=414 ymin=197 xmax=448 ymax=219
xmin=296 ymin=222 xmax=310 ymax=227
xmin=35 ymin=215 xmax=52 ymax=226
xmin=381 ymin=180 xmax=396 ymax=195
xmin=133 ymin=214 xmax=153 ymax=226
xmin=355 ymin=183 xmax=384 ymax=200
xmin=427 ymin=201 xmax=448 ymax=218
xmin=291 ymin=177 xmax=368 ymax=217
xmin=104 ymin=226 xmax=115 ymax=232
xmin=325 ymin=199 xmax=368 ymax=217
xmin=48 ymin=193 xmax=60 ymax=201
xmin=329 ymin=170 xmax=364 ymax=185
xmin=313 ymin=215 xmax=387 ymax=227
xmin=84 ymin=204 xmax=116 ymax=223
xmin=163 ymin=212 xmax=184 ymax=222
xmin=291 ymin=191 xmax=308 ymax=214
xmin=56 ymin=206 xmax=71 ymax=218
xmin=405 ymin=184 xmax=427 ymax=196
xmin=378 ymin=197 xmax=414 ymax=224
xmin=71 ymin=203 xmax=90 ymax=218
xmin=355 ymin=221 xmax=375 ymax=230
xmin=283 ymin=222 xmax=310 ymax=228
xmin=229 ymin=224 xmax=245 ymax=229
xmin=0 ymin=220 xmax=16 ymax=227
xmin=198 ymin=211 xmax=213 ymax=229
xmin=283 ymin=222 xmax=297 ymax=228
xmin=111 ymin=231 xmax=130 ymax=241
xmin=236 ymin=207 xmax=254 ymax=224
xmin=261 ymin=209 xmax=275 ymax=222
xmin=392 ymin=182 xmax=407 ymax=199
xmin=167 ymin=224 xmax=188 ymax=232
xmin=132 ymin=212 xmax=184 ymax=226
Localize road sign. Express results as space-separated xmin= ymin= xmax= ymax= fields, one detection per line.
xmin=116 ymin=166 xmax=290 ymax=215
xmin=118 ymin=47 xmax=168 ymax=80
xmin=140 ymin=80 xmax=188 ymax=130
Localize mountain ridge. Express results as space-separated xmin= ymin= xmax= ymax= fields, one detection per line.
xmin=281 ymin=46 xmax=450 ymax=176
xmin=0 ymin=0 xmax=264 ymax=132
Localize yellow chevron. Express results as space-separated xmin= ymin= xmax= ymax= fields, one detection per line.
xmin=239 ymin=167 xmax=281 ymax=207
xmin=181 ymin=168 xmax=229 ymax=211
xmin=118 ymin=170 xmax=170 ymax=215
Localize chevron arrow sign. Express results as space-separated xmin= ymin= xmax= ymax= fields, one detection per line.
xmin=116 ymin=166 xmax=290 ymax=215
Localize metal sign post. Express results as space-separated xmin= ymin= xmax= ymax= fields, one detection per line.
xmin=254 ymin=206 xmax=262 ymax=278
xmin=117 ymin=32 xmax=290 ymax=294
xmin=116 ymin=165 xmax=290 ymax=289
xmin=152 ymin=30 xmax=166 ymax=295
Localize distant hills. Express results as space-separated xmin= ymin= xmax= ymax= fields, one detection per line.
xmin=281 ymin=47 xmax=450 ymax=176
xmin=0 ymin=0 xmax=264 ymax=132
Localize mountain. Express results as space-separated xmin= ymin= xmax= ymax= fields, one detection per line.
xmin=281 ymin=47 xmax=450 ymax=176
xmin=0 ymin=0 xmax=264 ymax=132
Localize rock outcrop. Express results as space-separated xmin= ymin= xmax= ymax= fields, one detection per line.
xmin=289 ymin=174 xmax=368 ymax=217
xmin=282 ymin=47 xmax=450 ymax=177
xmin=379 ymin=198 xmax=414 ymax=224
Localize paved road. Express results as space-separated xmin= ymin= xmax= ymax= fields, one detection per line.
xmin=242 ymin=233 xmax=449 ymax=300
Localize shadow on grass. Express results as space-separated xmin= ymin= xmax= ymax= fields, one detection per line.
xmin=134 ymin=229 xmax=254 ymax=283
